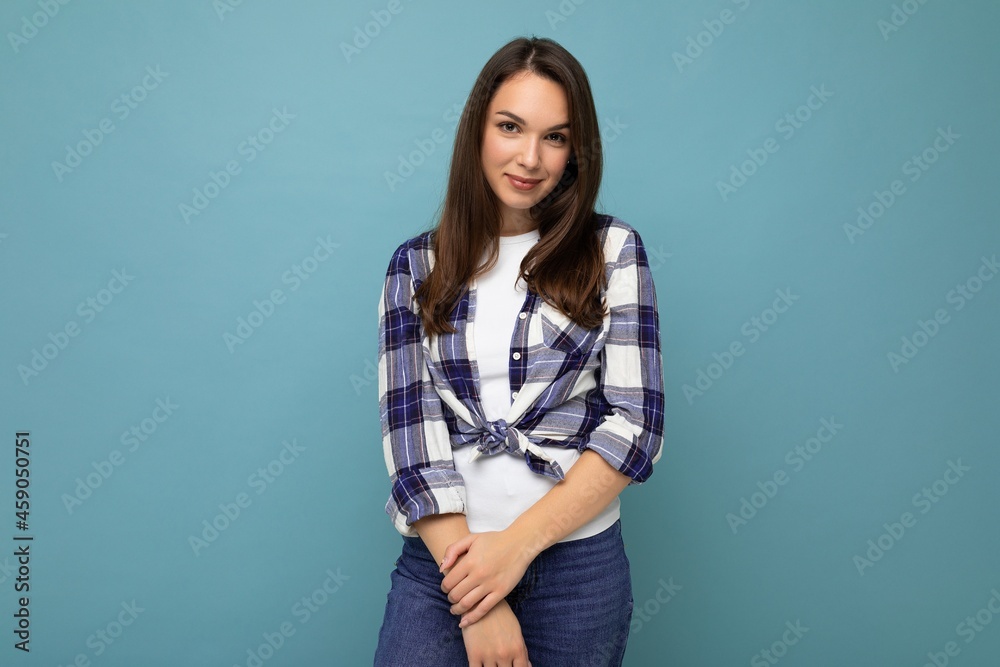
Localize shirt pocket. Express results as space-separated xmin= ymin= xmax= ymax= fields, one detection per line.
xmin=538 ymin=300 xmax=604 ymax=359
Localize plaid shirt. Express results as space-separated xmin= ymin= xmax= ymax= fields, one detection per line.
xmin=378 ymin=215 xmax=664 ymax=537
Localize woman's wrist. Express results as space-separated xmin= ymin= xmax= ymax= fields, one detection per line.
xmin=503 ymin=520 xmax=546 ymax=567
xmin=460 ymin=597 xmax=513 ymax=631
xmin=412 ymin=512 xmax=472 ymax=568
xmin=505 ymin=449 xmax=631 ymax=560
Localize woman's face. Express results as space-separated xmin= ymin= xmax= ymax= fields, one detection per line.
xmin=481 ymin=71 xmax=571 ymax=235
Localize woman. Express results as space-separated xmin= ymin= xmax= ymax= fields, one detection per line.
xmin=374 ymin=36 xmax=664 ymax=667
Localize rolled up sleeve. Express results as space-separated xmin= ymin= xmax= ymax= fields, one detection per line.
xmin=578 ymin=228 xmax=665 ymax=484
xmin=378 ymin=241 xmax=466 ymax=537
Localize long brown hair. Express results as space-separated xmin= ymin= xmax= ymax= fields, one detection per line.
xmin=415 ymin=36 xmax=606 ymax=336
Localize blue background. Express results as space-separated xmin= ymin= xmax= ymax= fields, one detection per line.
xmin=1 ymin=0 xmax=998 ymax=665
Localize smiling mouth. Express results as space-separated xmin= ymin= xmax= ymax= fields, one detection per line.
xmin=506 ymin=174 xmax=542 ymax=190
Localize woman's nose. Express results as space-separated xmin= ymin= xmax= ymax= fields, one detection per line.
xmin=516 ymin=138 xmax=541 ymax=169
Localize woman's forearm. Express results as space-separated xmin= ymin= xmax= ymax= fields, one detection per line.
xmin=507 ymin=449 xmax=631 ymax=561
xmin=436 ymin=449 xmax=632 ymax=627
xmin=412 ymin=513 xmax=472 ymax=567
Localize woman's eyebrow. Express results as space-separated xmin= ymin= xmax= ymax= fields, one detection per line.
xmin=495 ymin=110 xmax=570 ymax=132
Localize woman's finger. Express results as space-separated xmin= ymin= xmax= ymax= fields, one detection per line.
xmin=441 ymin=533 xmax=476 ymax=572
xmin=459 ymin=591 xmax=503 ymax=627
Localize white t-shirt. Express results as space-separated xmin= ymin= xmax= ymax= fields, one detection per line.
xmin=452 ymin=228 xmax=620 ymax=541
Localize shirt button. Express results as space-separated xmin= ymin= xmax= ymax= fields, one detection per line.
xmin=512 ymin=352 xmax=521 ymax=360
xmin=519 ymin=312 xmax=527 ymax=320
xmin=511 ymin=391 xmax=518 ymax=399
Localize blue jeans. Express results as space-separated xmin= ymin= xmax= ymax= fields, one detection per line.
xmin=374 ymin=519 xmax=633 ymax=666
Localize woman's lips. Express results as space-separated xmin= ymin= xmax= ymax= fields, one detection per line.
xmin=505 ymin=174 xmax=541 ymax=190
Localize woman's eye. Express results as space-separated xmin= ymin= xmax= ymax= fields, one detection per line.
xmin=499 ymin=122 xmax=518 ymax=132
xmin=548 ymin=133 xmax=567 ymax=144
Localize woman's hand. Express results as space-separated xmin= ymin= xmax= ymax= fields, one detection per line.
xmin=440 ymin=531 xmax=535 ymax=627
xmin=461 ymin=598 xmax=531 ymax=667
